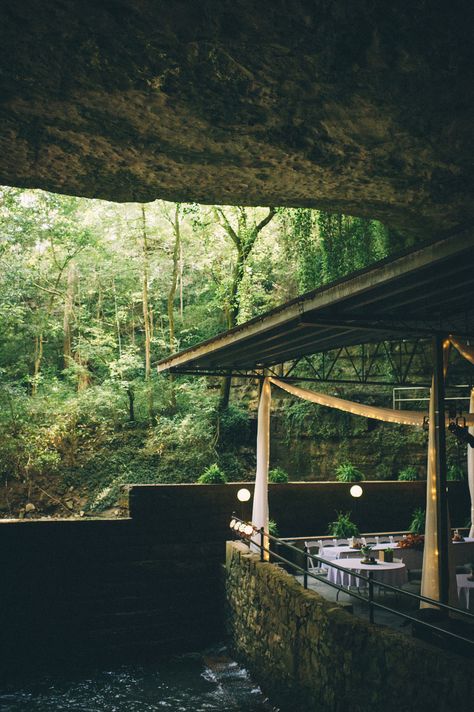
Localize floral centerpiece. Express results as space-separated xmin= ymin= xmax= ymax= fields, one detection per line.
xmin=398 ymin=534 xmax=425 ymax=550
xmin=360 ymin=544 xmax=377 ymax=564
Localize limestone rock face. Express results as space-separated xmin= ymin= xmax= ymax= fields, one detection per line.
xmin=0 ymin=1 xmax=473 ymax=234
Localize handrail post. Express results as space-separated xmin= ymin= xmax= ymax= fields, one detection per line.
xmin=260 ymin=526 xmax=265 ymax=562
xmin=303 ymin=545 xmax=308 ymax=589
xmin=368 ymin=571 xmax=374 ymax=623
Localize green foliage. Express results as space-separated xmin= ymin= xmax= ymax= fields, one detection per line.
xmin=268 ymin=518 xmax=279 ymax=537
xmin=447 ymin=462 xmax=465 ymax=481
xmin=409 ymin=507 xmax=426 ymax=535
xmin=217 ymin=452 xmax=248 ymax=481
xmin=0 ymin=186 xmax=430 ymax=514
xmin=218 ymin=405 xmax=251 ymax=449
xmin=328 ymin=511 xmax=360 ymax=538
xmin=335 ymin=462 xmax=364 ymax=482
xmin=398 ymin=466 xmax=418 ymax=481
xmin=269 ymin=467 xmax=289 ymax=483
xmin=283 ymin=399 xmax=366 ymax=443
xmin=197 ymin=463 xmax=227 ymax=484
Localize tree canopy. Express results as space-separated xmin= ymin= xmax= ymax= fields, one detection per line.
xmin=0 ymin=187 xmax=429 ymax=517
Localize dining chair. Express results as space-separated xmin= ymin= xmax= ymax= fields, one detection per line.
xmin=304 ymin=540 xmax=325 ymax=574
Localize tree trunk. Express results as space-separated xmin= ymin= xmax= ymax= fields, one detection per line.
xmin=63 ymin=262 xmax=76 ymax=368
xmin=74 ymin=273 xmax=91 ymax=392
xmin=127 ymin=386 xmax=135 ymax=421
xmin=167 ymin=205 xmax=181 ymax=353
xmin=166 ymin=206 xmax=182 ymax=409
xmin=31 ymin=333 xmax=43 ymax=396
xmin=141 ymin=205 xmax=154 ymax=420
xmin=113 ymin=277 xmax=122 ymax=358
xmin=215 ymin=207 xmax=275 ymax=410
xmin=219 ymin=251 xmax=243 ymax=409
xmin=179 ymin=239 xmax=184 ymax=317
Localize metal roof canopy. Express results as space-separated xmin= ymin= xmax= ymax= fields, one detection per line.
xmin=157 ymin=231 xmax=474 ymax=376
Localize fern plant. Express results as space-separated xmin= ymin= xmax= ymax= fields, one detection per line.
xmin=447 ymin=463 xmax=465 ymax=481
xmin=197 ymin=463 xmax=227 ymax=484
xmin=409 ymin=507 xmax=425 ymax=535
xmin=335 ymin=462 xmax=364 ymax=482
xmin=398 ymin=466 xmax=418 ymax=481
xmin=268 ymin=519 xmax=279 ymax=537
xmin=269 ymin=467 xmax=289 ymax=483
xmin=328 ymin=511 xmax=360 ymax=538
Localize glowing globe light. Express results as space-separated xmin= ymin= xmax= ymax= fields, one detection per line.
xmin=237 ymin=488 xmax=251 ymax=502
xmin=350 ymin=485 xmax=363 ymax=498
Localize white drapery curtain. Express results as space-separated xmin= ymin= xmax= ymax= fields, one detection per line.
xmin=251 ymin=377 xmax=271 ymax=558
xmin=450 ymin=336 xmax=474 ymax=366
xmin=469 ymin=389 xmax=474 ymax=538
xmin=420 ymin=379 xmax=440 ymax=604
xmin=251 ymin=375 xmax=466 ymax=604
xmin=268 ymin=377 xmax=426 ymax=425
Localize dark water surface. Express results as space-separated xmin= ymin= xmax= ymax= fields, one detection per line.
xmin=0 ymin=647 xmax=276 ymax=712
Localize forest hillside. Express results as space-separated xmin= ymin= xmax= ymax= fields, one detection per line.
xmin=1 ymin=188 xmax=463 ymax=519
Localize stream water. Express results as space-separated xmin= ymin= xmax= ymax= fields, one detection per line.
xmin=0 ymin=646 xmax=277 ymax=712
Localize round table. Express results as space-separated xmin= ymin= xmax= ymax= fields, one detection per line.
xmin=327 ymin=558 xmax=408 ymax=589
xmin=456 ymin=573 xmax=474 ymax=612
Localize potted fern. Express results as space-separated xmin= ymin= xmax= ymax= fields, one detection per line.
xmin=336 ymin=462 xmax=364 ymax=482
xmin=328 ymin=511 xmax=360 ymax=538
xmin=197 ymin=463 xmax=227 ymax=484
xmin=398 ymin=466 xmax=418 ymax=481
xmin=268 ymin=467 xmax=289 ymax=483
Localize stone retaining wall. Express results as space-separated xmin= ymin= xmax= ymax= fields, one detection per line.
xmin=225 ymin=541 xmax=474 ymax=712
xmin=0 ymin=482 xmax=469 ymax=675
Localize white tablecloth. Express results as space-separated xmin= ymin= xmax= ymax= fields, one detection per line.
xmin=322 ymin=543 xmax=401 ymax=559
xmin=327 ymin=558 xmax=408 ymax=589
xmin=456 ymin=573 xmax=474 ymax=612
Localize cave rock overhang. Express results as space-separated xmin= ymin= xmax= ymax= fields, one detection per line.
xmin=0 ymin=1 xmax=473 ymax=236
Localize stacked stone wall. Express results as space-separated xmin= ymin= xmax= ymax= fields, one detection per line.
xmin=225 ymin=541 xmax=474 ymax=712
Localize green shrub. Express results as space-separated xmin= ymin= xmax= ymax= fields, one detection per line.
xmin=398 ymin=466 xmax=418 ymax=481
xmin=447 ymin=463 xmax=465 ymax=481
xmin=197 ymin=463 xmax=227 ymax=484
xmin=335 ymin=462 xmax=364 ymax=482
xmin=268 ymin=518 xmax=279 ymax=537
xmin=328 ymin=511 xmax=360 ymax=538
xmin=409 ymin=507 xmax=425 ymax=535
xmin=269 ymin=467 xmax=289 ymax=483
xmin=218 ymin=452 xmax=247 ymax=481
xmin=217 ymin=405 xmax=251 ymax=449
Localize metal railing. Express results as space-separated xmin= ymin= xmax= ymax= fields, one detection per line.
xmin=229 ymin=516 xmax=474 ymax=654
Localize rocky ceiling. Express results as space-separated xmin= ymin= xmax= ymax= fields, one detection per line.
xmin=0 ymin=1 xmax=473 ymax=235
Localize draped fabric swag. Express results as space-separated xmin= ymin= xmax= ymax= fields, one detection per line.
xmin=469 ymin=389 xmax=474 ymax=538
xmin=450 ymin=336 xmax=474 ymax=366
xmin=252 ymin=344 xmax=474 ymax=603
xmin=420 ymin=379 xmax=443 ymax=605
xmin=251 ymin=378 xmax=271 ymax=559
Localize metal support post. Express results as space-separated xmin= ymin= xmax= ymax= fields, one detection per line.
xmin=368 ymin=571 xmax=374 ymax=623
xmin=433 ymin=334 xmax=450 ymax=606
xmin=303 ymin=545 xmax=308 ymax=589
xmin=260 ymin=527 xmax=265 ymax=562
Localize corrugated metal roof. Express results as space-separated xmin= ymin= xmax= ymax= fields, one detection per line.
xmin=157 ymin=231 xmax=474 ymax=374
